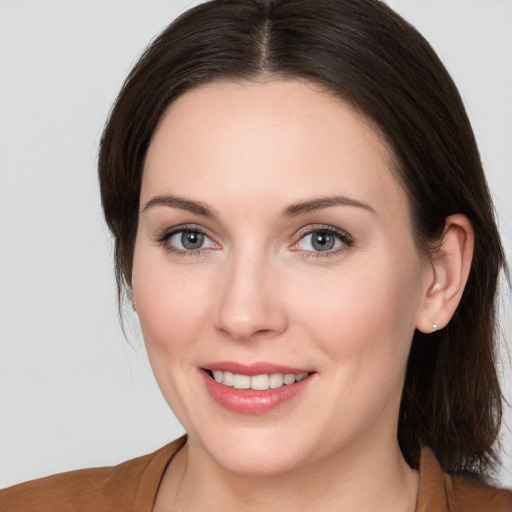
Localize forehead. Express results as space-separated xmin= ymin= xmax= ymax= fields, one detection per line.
xmin=142 ymin=80 xmax=408 ymax=222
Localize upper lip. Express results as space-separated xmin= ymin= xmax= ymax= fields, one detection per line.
xmin=201 ymin=361 xmax=313 ymax=376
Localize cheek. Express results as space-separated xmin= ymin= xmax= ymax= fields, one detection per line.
xmin=291 ymin=247 xmax=424 ymax=368
xmin=131 ymin=250 xmax=214 ymax=359
xmin=131 ymin=249 xmax=218 ymax=425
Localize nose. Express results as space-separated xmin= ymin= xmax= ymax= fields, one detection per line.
xmin=214 ymin=254 xmax=288 ymax=341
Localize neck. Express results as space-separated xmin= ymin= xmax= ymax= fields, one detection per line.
xmin=164 ymin=436 xmax=419 ymax=512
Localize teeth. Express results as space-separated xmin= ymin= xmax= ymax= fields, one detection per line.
xmin=208 ymin=370 xmax=309 ymax=390
xmin=283 ymin=373 xmax=296 ymax=385
xmin=251 ymin=374 xmax=270 ymax=390
xmin=233 ymin=374 xmax=251 ymax=389
xmin=269 ymin=373 xmax=284 ymax=389
xmin=223 ymin=371 xmax=234 ymax=387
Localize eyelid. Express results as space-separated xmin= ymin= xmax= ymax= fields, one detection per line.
xmin=153 ymin=223 xmax=352 ymax=257
xmin=156 ymin=224 xmax=220 ymax=255
xmin=155 ymin=223 xmax=206 ymax=240
xmin=290 ymin=224 xmax=354 ymax=255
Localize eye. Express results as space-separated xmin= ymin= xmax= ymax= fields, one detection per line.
xmin=171 ymin=230 xmax=207 ymax=250
xmin=159 ymin=227 xmax=219 ymax=254
xmin=294 ymin=227 xmax=352 ymax=254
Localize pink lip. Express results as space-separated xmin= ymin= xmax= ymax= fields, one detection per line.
xmin=203 ymin=361 xmax=311 ymax=376
xmin=199 ymin=362 xmax=315 ymax=415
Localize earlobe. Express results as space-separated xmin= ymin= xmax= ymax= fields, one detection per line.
xmin=416 ymin=214 xmax=474 ymax=334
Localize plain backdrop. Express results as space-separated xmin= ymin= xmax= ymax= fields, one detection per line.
xmin=0 ymin=0 xmax=511 ymax=488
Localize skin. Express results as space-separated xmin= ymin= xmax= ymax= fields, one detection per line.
xmin=132 ymin=80 xmax=473 ymax=511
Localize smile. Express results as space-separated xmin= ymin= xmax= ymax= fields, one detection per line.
xmin=208 ymin=370 xmax=309 ymax=390
xmin=201 ymin=364 xmax=315 ymax=414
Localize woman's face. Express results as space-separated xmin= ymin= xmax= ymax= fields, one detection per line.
xmin=133 ymin=80 xmax=432 ymax=475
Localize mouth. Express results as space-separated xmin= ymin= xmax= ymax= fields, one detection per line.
xmin=200 ymin=364 xmax=315 ymax=414
xmin=203 ymin=369 xmax=310 ymax=390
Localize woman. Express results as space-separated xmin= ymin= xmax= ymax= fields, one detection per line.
xmin=1 ymin=0 xmax=511 ymax=510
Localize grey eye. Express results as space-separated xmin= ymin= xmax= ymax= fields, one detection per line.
xmin=297 ymin=231 xmax=343 ymax=252
xmin=182 ymin=231 xmax=204 ymax=250
xmin=169 ymin=230 xmax=213 ymax=251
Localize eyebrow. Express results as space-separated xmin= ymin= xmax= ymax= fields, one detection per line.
xmin=141 ymin=193 xmax=376 ymax=218
xmin=142 ymin=195 xmax=215 ymax=217
xmin=282 ymin=196 xmax=376 ymax=217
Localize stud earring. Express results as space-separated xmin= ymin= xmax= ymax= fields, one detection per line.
xmin=132 ymin=299 xmax=137 ymax=312
xmin=432 ymin=322 xmax=438 ymax=332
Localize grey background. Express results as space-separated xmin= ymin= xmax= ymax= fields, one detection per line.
xmin=1 ymin=0 xmax=510 ymax=488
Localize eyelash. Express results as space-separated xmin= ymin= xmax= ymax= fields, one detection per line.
xmin=155 ymin=224 xmax=354 ymax=258
xmin=156 ymin=224 xmax=218 ymax=257
xmin=291 ymin=225 xmax=354 ymax=258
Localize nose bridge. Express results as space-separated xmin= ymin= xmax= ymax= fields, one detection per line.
xmin=215 ymin=246 xmax=286 ymax=340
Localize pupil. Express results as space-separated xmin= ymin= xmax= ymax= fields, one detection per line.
xmin=312 ymin=232 xmax=335 ymax=251
xmin=182 ymin=231 xmax=204 ymax=250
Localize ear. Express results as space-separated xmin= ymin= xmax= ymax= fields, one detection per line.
xmin=416 ymin=214 xmax=474 ymax=334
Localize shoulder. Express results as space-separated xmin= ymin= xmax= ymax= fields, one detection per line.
xmin=0 ymin=436 xmax=187 ymax=512
xmin=450 ymin=472 xmax=512 ymax=511
xmin=417 ymin=447 xmax=512 ymax=512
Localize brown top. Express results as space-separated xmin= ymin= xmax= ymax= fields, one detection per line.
xmin=1 ymin=437 xmax=511 ymax=512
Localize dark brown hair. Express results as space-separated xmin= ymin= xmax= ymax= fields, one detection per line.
xmin=98 ymin=0 xmax=507 ymax=476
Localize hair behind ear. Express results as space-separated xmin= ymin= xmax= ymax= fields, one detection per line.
xmin=399 ymin=216 xmax=503 ymax=475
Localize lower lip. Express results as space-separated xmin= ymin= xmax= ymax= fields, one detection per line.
xmin=201 ymin=370 xmax=314 ymax=414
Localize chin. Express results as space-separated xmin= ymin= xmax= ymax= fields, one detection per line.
xmin=193 ymin=425 xmax=319 ymax=476
xmin=214 ymin=446 xmax=308 ymax=477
